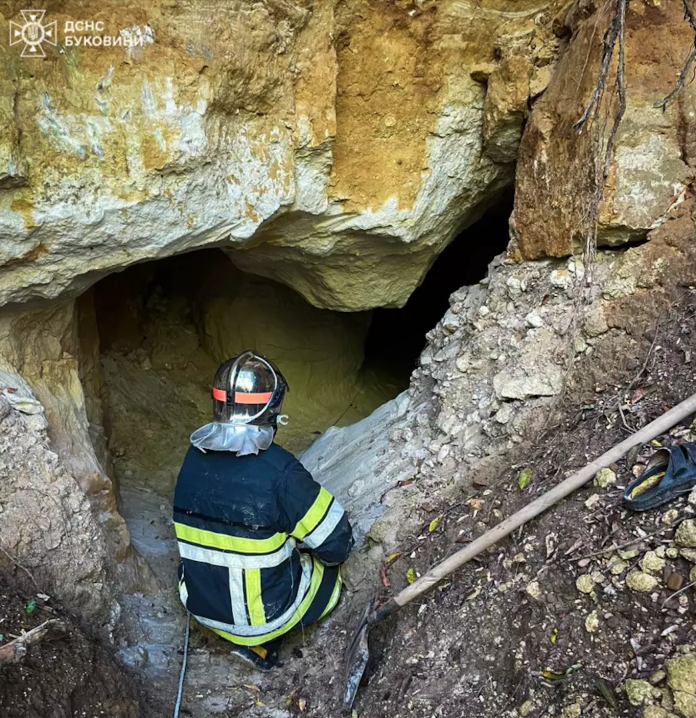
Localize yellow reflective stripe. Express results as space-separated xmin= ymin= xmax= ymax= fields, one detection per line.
xmin=175 ymin=522 xmax=287 ymax=554
xmin=244 ymin=569 xmax=266 ymax=626
xmin=320 ymin=570 xmax=342 ymax=619
xmin=292 ymin=488 xmax=333 ymax=540
xmin=210 ymin=559 xmax=326 ymax=646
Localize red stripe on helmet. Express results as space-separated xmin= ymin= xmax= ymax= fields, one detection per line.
xmin=212 ymin=387 xmax=227 ymax=401
xmin=234 ymin=391 xmax=273 ymax=404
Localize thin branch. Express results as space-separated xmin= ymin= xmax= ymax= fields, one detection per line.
xmin=661 ymin=579 xmax=696 ymax=608
xmin=0 ymin=619 xmax=66 ymax=665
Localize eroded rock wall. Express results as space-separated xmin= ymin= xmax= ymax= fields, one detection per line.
xmin=512 ymin=0 xmax=695 ymax=258
xmin=305 ymin=198 xmax=696 ymax=554
xmin=0 ymin=0 xmax=566 ymax=311
xmin=0 ymin=300 xmax=157 ymax=623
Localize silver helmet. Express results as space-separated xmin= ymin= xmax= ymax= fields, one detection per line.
xmin=211 ymin=350 xmax=288 ymax=426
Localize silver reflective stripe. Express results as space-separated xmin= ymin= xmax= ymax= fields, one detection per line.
xmin=178 ymin=539 xmax=294 ymax=569
xmin=303 ymin=500 xmax=345 ymax=550
xmin=191 ymin=554 xmax=313 ymax=638
xmin=229 ymin=567 xmax=249 ymax=626
xmin=179 ymin=579 xmax=189 ymax=607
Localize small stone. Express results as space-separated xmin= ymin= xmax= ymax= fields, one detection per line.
xmin=595 ymin=467 xmax=617 ymax=488
xmin=576 ymin=574 xmax=595 ymax=594
xmin=690 ymin=565 xmax=696 ymax=584
xmin=666 ymin=654 xmax=696 ymax=694
xmin=525 ymin=311 xmax=544 ymax=328
xmin=585 ymin=494 xmax=601 ymax=510
xmin=641 ymin=551 xmax=667 ymax=574
xmin=668 ymin=573 xmax=685 ymax=591
xmin=526 ymin=581 xmax=543 ymax=601
xmin=688 ymin=488 xmax=696 ymax=507
xmin=642 ymin=707 xmax=671 ymax=718
xmin=627 ymin=570 xmax=659 ymax=592
xmin=626 ymin=679 xmax=656 ymax=706
xmin=519 ymin=701 xmax=533 ymax=717
xmin=673 ymin=691 xmax=696 ymax=718
xmin=561 ymin=700 xmax=583 ymax=718
xmin=619 ymin=548 xmax=641 ymax=560
xmin=675 ymin=520 xmax=696 ymax=548
xmin=585 ymin=610 xmax=600 ymax=633
xmin=680 ymin=548 xmax=696 ymax=563
xmin=663 ymin=509 xmax=680 ymax=525
xmin=609 ymin=556 xmax=629 ymax=575
xmin=650 ymin=670 xmax=667 ymax=685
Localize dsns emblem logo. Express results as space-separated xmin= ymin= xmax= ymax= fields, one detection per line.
xmin=9 ymin=10 xmax=57 ymax=58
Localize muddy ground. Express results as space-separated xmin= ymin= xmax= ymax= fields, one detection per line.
xmin=0 ymin=564 xmax=160 ymax=718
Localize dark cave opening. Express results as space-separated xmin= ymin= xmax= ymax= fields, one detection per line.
xmin=363 ymin=191 xmax=515 ymax=380
xmin=87 ymin=192 xmax=514 ymax=507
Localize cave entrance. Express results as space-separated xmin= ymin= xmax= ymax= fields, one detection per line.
xmin=88 ymin=194 xmax=513 ymax=589
xmin=363 ymin=191 xmax=514 ymax=381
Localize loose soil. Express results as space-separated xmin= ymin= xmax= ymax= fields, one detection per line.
xmin=0 ymin=566 xmax=159 ymax=718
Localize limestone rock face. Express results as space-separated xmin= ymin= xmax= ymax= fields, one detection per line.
xmin=304 ymin=204 xmax=696 ymax=552
xmin=0 ymin=373 xmax=114 ymax=621
xmin=512 ymin=1 xmax=695 ymax=258
xmin=0 ymin=0 xmax=564 ymax=311
xmin=0 ymin=301 xmax=157 ymax=617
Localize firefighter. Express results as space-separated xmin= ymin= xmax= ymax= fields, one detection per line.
xmin=173 ymin=350 xmax=354 ymax=670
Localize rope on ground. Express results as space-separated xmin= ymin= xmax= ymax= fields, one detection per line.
xmin=174 ymin=612 xmax=190 ymax=718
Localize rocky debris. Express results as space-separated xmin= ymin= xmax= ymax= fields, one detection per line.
xmin=0 ymin=372 xmax=115 ymax=623
xmin=676 ymin=521 xmax=696 ymax=548
xmin=595 ymin=467 xmax=617 ymax=488
xmin=627 ymin=570 xmax=659 ymax=593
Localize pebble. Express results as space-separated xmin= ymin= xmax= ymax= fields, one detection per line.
xmin=675 ymin=520 xmax=696 ymax=548
xmin=526 ymin=581 xmax=543 ymax=601
xmin=625 ymin=679 xmax=655 ymax=706
xmin=666 ymin=653 xmax=696 ymax=694
xmin=662 ymin=509 xmax=680 ymax=525
xmin=626 ymin=570 xmax=659 ymax=592
xmin=585 ymin=494 xmax=601 ymax=510
xmin=594 ymin=468 xmax=617 ymax=488
xmin=640 ymin=551 xmax=666 ymax=574
xmin=585 ymin=610 xmax=600 ymax=633
xmin=576 ymin=574 xmax=595 ymax=594
xmin=667 ymin=573 xmax=684 ymax=591
xmin=609 ymin=557 xmax=629 ymax=575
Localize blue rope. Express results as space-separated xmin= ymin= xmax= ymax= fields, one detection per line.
xmin=173 ymin=613 xmax=190 ymax=718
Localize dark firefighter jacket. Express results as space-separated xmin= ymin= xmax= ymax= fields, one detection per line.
xmin=173 ymin=442 xmax=354 ymax=646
